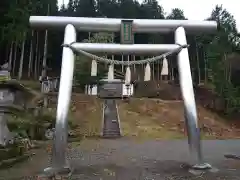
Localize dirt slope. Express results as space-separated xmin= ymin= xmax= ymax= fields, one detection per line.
xmin=118 ymin=98 xmax=240 ymax=139
xmin=69 ymin=94 xmax=103 ymax=137
xmin=21 ymin=80 xmax=240 ymax=140
xmin=68 ymin=94 xmax=240 ymax=140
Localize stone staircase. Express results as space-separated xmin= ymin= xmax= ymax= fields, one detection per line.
xmin=102 ymin=99 xmax=121 ymax=138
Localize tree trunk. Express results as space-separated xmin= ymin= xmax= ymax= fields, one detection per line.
xmin=12 ymin=41 xmax=18 ymax=76
xmin=8 ymin=41 xmax=14 ymax=72
xmin=195 ymin=41 xmax=201 ymax=85
xmin=224 ymin=53 xmax=228 ymax=81
xmin=37 ymin=47 xmax=41 ymax=78
xmin=34 ymin=32 xmax=39 ymax=79
xmin=133 ymin=55 xmax=136 ymax=73
xmin=203 ymin=47 xmax=208 ymax=84
xmin=5 ymin=43 xmax=10 ymax=63
xmin=220 ymin=53 xmax=227 ymax=95
xmin=228 ymin=60 xmax=232 ymax=83
xmin=18 ymin=32 xmax=26 ymax=80
xmin=121 ymin=55 xmax=124 ymax=72
xmin=41 ymin=4 xmax=50 ymax=78
xmin=28 ymin=30 xmax=34 ymax=78
xmin=224 ymin=53 xmax=231 ymax=83
xmin=171 ymin=59 xmax=174 ymax=81
xmin=41 ymin=29 xmax=48 ymax=78
xmin=152 ymin=61 xmax=155 ymax=80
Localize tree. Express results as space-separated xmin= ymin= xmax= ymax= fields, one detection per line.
xmin=140 ymin=0 xmax=164 ymax=19
xmin=74 ymin=32 xmax=113 ymax=89
xmin=202 ymin=5 xmax=240 ymax=113
xmin=166 ymin=8 xmax=186 ymax=20
xmin=75 ymin=0 xmax=96 ymax=17
xmin=1 ymin=0 xmax=240 ymax=117
xmin=118 ymin=0 xmax=141 ymax=18
xmin=96 ymin=0 xmax=119 ymax=17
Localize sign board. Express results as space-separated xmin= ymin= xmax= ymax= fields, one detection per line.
xmin=120 ymin=20 xmax=134 ymax=44
xmin=98 ymin=81 xmax=123 ymax=99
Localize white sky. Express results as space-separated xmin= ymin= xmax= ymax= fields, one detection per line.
xmin=58 ymin=0 xmax=240 ymax=31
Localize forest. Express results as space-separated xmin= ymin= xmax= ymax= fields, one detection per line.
xmin=1 ymin=0 xmax=240 ymax=114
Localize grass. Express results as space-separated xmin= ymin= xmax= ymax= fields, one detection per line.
xmin=119 ymin=110 xmax=184 ymax=140
xmin=16 ymin=81 xmax=185 ymax=139
xmin=118 ymin=99 xmax=185 ymax=140
xmin=68 ymin=96 xmax=186 ymax=140
xmin=67 ymin=94 xmax=103 ymax=138
xmin=44 ymin=95 xmax=240 ymax=141
xmin=14 ymin=80 xmax=240 ymax=140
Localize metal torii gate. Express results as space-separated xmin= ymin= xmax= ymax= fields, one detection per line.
xmin=29 ymin=16 xmax=217 ymax=174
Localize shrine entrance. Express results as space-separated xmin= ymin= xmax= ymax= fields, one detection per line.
xmin=29 ymin=15 xmax=217 ymax=174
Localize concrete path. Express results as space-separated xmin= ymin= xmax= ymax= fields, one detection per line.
xmin=1 ymin=139 xmax=240 ymax=179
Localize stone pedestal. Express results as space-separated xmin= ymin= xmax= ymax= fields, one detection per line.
xmin=0 ymin=71 xmax=34 ymax=146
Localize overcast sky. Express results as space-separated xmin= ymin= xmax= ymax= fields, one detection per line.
xmin=58 ymin=0 xmax=240 ymax=31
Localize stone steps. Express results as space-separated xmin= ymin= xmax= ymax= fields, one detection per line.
xmin=102 ymin=99 xmax=121 ymax=138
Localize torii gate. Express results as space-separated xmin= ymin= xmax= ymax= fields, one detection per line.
xmin=29 ymin=16 xmax=217 ymax=175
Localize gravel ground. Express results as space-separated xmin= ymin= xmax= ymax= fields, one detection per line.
xmin=1 ymin=139 xmax=240 ymax=180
